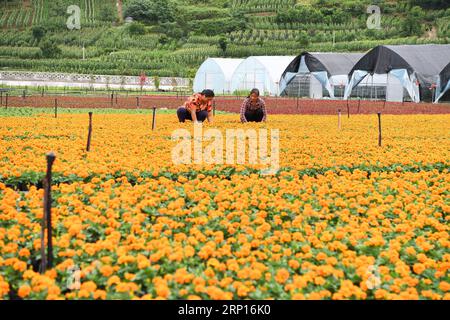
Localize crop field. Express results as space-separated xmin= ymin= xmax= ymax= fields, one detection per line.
xmin=0 ymin=107 xmax=449 ymax=300
xmin=0 ymin=0 xmax=448 ymax=77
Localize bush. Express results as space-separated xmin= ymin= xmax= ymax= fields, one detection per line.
xmin=156 ymin=21 xmax=187 ymax=39
xmin=127 ymin=22 xmax=146 ymax=36
xmin=39 ymin=39 xmax=61 ymax=58
xmin=32 ymin=26 xmax=46 ymax=43
xmin=218 ymin=36 xmax=228 ymax=54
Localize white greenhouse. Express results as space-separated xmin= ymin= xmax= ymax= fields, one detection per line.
xmin=193 ymin=58 xmax=244 ymax=94
xmin=230 ymin=56 xmax=296 ymax=96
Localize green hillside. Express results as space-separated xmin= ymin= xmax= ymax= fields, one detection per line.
xmin=0 ymin=0 xmax=449 ymax=77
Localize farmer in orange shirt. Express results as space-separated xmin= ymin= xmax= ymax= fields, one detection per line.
xmin=177 ymin=89 xmax=215 ymax=123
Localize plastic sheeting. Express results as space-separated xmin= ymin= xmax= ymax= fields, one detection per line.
xmin=230 ymin=56 xmax=296 ymax=96
xmin=280 ymin=52 xmax=364 ymax=98
xmin=193 ymin=58 xmax=244 ymax=94
xmin=435 ymin=62 xmax=450 ymax=103
xmin=345 ymin=44 xmax=450 ymax=102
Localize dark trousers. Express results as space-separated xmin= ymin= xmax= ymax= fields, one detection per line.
xmin=177 ymin=107 xmax=208 ymax=123
xmin=245 ymin=109 xmax=264 ymax=122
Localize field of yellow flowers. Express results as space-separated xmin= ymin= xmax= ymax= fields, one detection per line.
xmin=0 ymin=110 xmax=449 ymax=300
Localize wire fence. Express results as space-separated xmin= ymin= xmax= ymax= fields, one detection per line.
xmin=1 ymin=90 xmax=449 ymax=115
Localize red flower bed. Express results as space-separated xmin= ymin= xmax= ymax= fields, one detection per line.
xmin=2 ymin=95 xmax=450 ymax=114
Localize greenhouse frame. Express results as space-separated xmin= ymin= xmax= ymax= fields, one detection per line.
xmin=193 ymin=58 xmax=244 ymax=94
xmin=344 ymin=44 xmax=450 ymax=102
xmin=230 ymin=56 xmax=296 ymax=96
xmin=279 ymin=52 xmax=364 ymax=99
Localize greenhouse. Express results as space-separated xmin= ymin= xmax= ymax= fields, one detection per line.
xmin=435 ymin=62 xmax=450 ymax=103
xmin=230 ymin=56 xmax=296 ymax=96
xmin=279 ymin=52 xmax=364 ymax=99
xmin=344 ymin=44 xmax=450 ymax=102
xmin=193 ymin=58 xmax=244 ymax=94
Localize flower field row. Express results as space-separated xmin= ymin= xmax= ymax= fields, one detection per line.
xmin=0 ymin=112 xmax=449 ymax=300
xmin=1 ymin=168 xmax=449 ymax=300
xmin=0 ymin=114 xmax=449 ymax=186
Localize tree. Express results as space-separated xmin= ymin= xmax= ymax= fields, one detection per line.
xmin=218 ymin=36 xmax=228 ymax=54
xmin=32 ymin=26 xmax=46 ymax=43
xmin=401 ymin=6 xmax=425 ymax=36
xmin=124 ymin=0 xmax=176 ymax=24
xmin=117 ymin=0 xmax=123 ymax=23
xmin=410 ymin=0 xmax=450 ymax=9
xmin=39 ymin=39 xmax=61 ymax=58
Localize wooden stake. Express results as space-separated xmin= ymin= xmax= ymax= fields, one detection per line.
xmin=338 ymin=109 xmax=342 ymax=130
xmin=5 ymin=93 xmax=8 ymax=109
xmin=40 ymin=200 xmax=47 ymax=273
xmin=136 ymin=97 xmax=140 ymax=108
xmin=213 ymin=100 xmax=216 ymax=116
xmin=44 ymin=152 xmax=56 ymax=269
xmin=54 ymin=99 xmax=58 ymax=118
xmin=86 ymin=112 xmax=93 ymax=151
xmin=152 ymin=107 xmax=156 ymax=130
xmin=347 ymin=100 xmax=350 ymax=118
xmin=377 ymin=112 xmax=382 ymax=147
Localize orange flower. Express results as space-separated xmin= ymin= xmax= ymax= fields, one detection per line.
xmin=275 ymin=269 xmax=290 ymax=284
xmin=413 ymin=263 xmax=426 ymax=275
xmin=100 ymin=265 xmax=114 ymax=277
xmin=439 ymin=282 xmax=450 ymax=292
xmin=18 ymin=285 xmax=31 ymax=298
xmin=289 ymin=259 xmax=300 ymax=269
xmin=18 ymin=248 xmax=30 ymax=258
xmin=156 ymin=285 xmax=170 ymax=298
